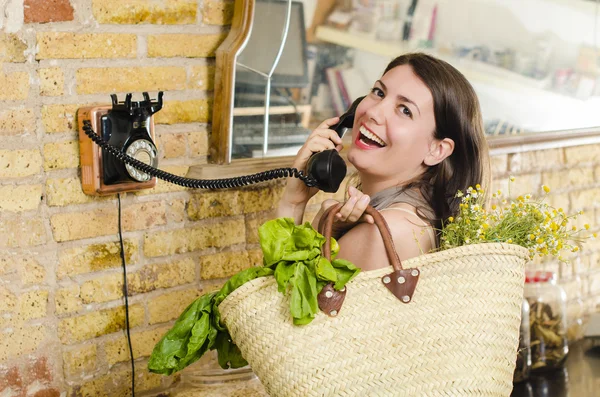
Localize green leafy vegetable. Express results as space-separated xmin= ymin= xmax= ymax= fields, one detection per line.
xmin=148 ymin=217 xmax=360 ymax=375
xmin=259 ymin=219 xmax=361 ymax=325
xmin=148 ymin=267 xmax=273 ymax=375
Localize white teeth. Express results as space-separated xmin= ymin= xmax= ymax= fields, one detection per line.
xmin=359 ymin=126 xmax=386 ymax=147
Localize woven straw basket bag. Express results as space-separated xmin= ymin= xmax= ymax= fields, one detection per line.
xmin=219 ymin=204 xmax=529 ymax=396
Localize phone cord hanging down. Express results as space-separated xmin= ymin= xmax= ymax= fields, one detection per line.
xmin=82 ymin=120 xmax=317 ymax=189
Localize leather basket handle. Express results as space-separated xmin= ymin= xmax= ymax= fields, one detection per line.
xmin=319 ymin=203 xmax=404 ymax=272
xmin=317 ymin=203 xmax=420 ymax=310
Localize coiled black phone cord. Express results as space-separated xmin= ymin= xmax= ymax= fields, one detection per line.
xmin=82 ymin=120 xmax=317 ymax=189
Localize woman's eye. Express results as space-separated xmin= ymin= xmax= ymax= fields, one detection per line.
xmin=400 ymin=105 xmax=413 ymax=118
xmin=370 ymin=87 xmax=384 ymax=97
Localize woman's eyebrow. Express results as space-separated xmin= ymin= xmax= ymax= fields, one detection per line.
xmin=376 ymin=79 xmax=421 ymax=116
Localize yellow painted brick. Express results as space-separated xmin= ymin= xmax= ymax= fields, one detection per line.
xmin=134 ymin=258 xmax=196 ymax=294
xmin=144 ymin=218 xmax=245 ymax=257
xmin=81 ymin=258 xmax=195 ymax=302
xmin=43 ymin=140 xmax=79 ymax=170
xmin=203 ymin=0 xmax=234 ymax=25
xmin=51 ymin=207 xmax=116 ymax=241
xmin=0 ymin=287 xmax=17 ymax=312
xmin=245 ymin=212 xmax=271 ymax=245
xmin=80 ymin=273 xmax=122 ymax=304
xmin=105 ymin=325 xmax=171 ymax=365
xmin=39 ymin=67 xmax=64 ymax=96
xmin=506 ymin=174 xmax=542 ymax=198
xmin=0 ymin=325 xmax=45 ymax=362
xmin=63 ymin=344 xmax=97 ymax=378
xmin=41 ymin=104 xmax=79 ymax=133
xmin=58 ymin=240 xmax=138 ymax=279
xmin=122 ymin=201 xmax=167 ymax=231
xmin=93 ymin=0 xmax=196 ymax=25
xmin=18 ymin=290 xmax=48 ymax=320
xmin=148 ymin=34 xmax=226 ymax=58
xmin=0 ymin=185 xmax=42 ymax=212
xmin=76 ymin=66 xmax=186 ymax=95
xmin=55 ymin=285 xmax=82 ymax=314
xmin=490 ymin=154 xmax=508 ymax=176
xmin=166 ymin=199 xmax=186 ymax=223
xmin=0 ymin=217 xmax=46 ymax=248
xmin=187 ymin=190 xmax=241 ymax=220
xmin=200 ymin=250 xmax=260 ymax=280
xmin=547 ymin=193 xmax=570 ymax=213
xmin=543 ymin=168 xmax=595 ymax=191
xmin=37 ymin=32 xmax=136 ymax=60
xmin=159 ymin=132 xmax=186 ymax=158
xmin=570 ymin=188 xmax=600 ymax=212
xmin=0 ymin=149 xmax=42 ymax=178
xmin=154 ymin=99 xmax=211 ymax=124
xmin=242 ymin=185 xmax=284 ymax=213
xmin=51 ymin=202 xmax=165 ymax=242
xmin=508 ymin=148 xmax=564 ymax=173
xmin=0 ymin=34 xmax=27 ymax=62
xmin=0 ymin=72 xmax=29 ymax=100
xmin=0 ymin=108 xmax=35 ymax=136
xmin=58 ymin=304 xmax=144 ymax=344
xmin=0 ymin=257 xmax=14 ymax=276
xmin=189 ymin=65 xmax=215 ymax=90
xmin=46 ymin=177 xmax=96 ymax=206
xmin=19 ymin=257 xmax=45 ymax=285
xmin=565 ymin=144 xmax=600 ymax=164
xmin=148 ymin=288 xmax=200 ymax=324
xmin=188 ymin=130 xmax=208 ymax=157
xmin=136 ymin=165 xmax=189 ymax=195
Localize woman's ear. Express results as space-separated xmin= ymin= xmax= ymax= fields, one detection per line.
xmin=424 ymin=138 xmax=455 ymax=166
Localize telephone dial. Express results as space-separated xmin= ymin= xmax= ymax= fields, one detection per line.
xmin=79 ymin=93 xmax=363 ymax=194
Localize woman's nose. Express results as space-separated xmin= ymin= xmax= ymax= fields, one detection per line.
xmin=364 ymin=100 xmax=386 ymax=124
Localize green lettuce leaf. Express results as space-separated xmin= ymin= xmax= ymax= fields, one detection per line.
xmin=148 ymin=267 xmax=273 ymax=375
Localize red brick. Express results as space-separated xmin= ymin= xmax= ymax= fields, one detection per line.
xmin=33 ymin=388 xmax=60 ymax=397
xmin=25 ymin=357 xmax=52 ymax=384
xmin=24 ymin=0 xmax=74 ymax=23
xmin=0 ymin=366 xmax=23 ymax=393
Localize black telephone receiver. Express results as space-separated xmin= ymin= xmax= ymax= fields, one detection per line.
xmin=306 ymin=96 xmax=364 ymax=192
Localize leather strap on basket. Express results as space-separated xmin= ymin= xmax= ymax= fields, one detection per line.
xmin=317 ymin=203 xmax=420 ymax=317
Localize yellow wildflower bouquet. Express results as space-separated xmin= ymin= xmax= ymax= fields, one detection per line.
xmin=440 ymin=181 xmax=594 ymax=260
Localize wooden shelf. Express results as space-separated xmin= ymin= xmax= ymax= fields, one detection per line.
xmin=233 ymin=104 xmax=312 ymax=127
xmin=315 ymin=25 xmax=552 ymax=95
xmin=315 ymin=25 xmax=409 ymax=59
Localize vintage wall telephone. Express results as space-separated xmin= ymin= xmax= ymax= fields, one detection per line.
xmin=79 ymin=92 xmax=362 ymax=195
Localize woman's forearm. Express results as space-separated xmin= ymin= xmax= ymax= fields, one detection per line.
xmin=275 ymin=200 xmax=306 ymax=225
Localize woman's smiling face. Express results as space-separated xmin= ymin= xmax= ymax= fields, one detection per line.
xmin=348 ymin=64 xmax=437 ymax=187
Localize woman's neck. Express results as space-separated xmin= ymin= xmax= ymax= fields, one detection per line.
xmin=358 ymin=174 xmax=404 ymax=197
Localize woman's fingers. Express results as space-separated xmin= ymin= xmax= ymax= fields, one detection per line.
xmin=335 ymin=192 xmax=370 ymax=223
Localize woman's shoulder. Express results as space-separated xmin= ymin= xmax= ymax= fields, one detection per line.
xmin=336 ymin=204 xmax=435 ymax=270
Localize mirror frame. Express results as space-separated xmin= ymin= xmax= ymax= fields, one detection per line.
xmin=211 ymin=0 xmax=256 ymax=164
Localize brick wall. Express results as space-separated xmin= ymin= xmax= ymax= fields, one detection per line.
xmin=0 ymin=1 xmax=598 ymax=396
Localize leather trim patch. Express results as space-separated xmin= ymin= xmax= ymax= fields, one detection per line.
xmin=381 ymin=268 xmax=420 ymax=303
xmin=317 ymin=283 xmax=347 ymax=317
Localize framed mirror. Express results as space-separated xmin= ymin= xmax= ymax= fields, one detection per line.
xmin=207 ymin=0 xmax=600 ymax=168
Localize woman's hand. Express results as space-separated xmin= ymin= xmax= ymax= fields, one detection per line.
xmin=277 ymin=117 xmax=343 ymax=222
xmin=313 ymin=186 xmax=374 ymax=238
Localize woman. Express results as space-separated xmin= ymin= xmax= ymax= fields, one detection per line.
xmin=276 ymin=53 xmax=490 ymax=270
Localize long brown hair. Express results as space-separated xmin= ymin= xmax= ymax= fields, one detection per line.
xmin=365 ymin=53 xmax=490 ymax=230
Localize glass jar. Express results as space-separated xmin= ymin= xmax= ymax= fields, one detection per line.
xmin=513 ymin=298 xmax=531 ymax=383
xmin=172 ymin=351 xmax=266 ymax=397
xmin=524 ymin=271 xmax=569 ymax=372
